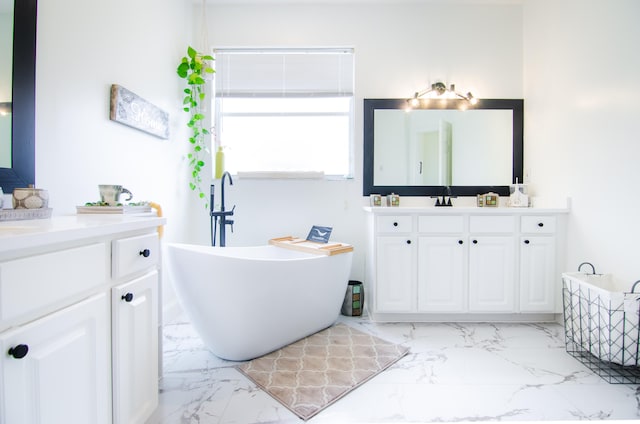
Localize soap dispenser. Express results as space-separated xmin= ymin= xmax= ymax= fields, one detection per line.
xmin=214 ymin=146 xmax=225 ymax=179
xmin=509 ymin=178 xmax=529 ymax=207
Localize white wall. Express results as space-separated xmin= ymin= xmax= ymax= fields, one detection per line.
xmin=207 ymin=1 xmax=524 ymax=280
xmin=523 ymin=0 xmax=640 ymax=281
xmin=32 ymin=0 xmax=640 ymax=315
xmin=35 ymin=0 xmax=206 ymax=317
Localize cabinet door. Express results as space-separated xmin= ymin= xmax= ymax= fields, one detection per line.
xmin=519 ymin=236 xmax=556 ymax=312
xmin=112 ymin=271 xmax=159 ymax=424
xmin=418 ymin=237 xmax=466 ymax=312
xmin=376 ymin=236 xmax=415 ymax=312
xmin=0 ymin=293 xmax=110 ymax=424
xmin=468 ymin=236 xmax=515 ymax=312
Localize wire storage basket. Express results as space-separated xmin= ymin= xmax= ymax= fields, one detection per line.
xmin=562 ymin=271 xmax=640 ymax=384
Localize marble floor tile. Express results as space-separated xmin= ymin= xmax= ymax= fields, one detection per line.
xmin=146 ymin=315 xmax=640 ymax=423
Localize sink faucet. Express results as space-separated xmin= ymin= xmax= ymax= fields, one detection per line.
xmin=432 ymin=186 xmax=455 ymax=207
xmin=210 ymin=171 xmax=235 ymax=247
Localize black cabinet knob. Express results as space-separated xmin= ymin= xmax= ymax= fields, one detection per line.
xmin=8 ymin=344 xmax=29 ymax=359
xmin=139 ymin=249 xmax=151 ymax=258
xmin=524 ymin=239 xmax=530 ymax=244
xmin=393 ymin=222 xmax=398 ymax=227
xmin=406 ymin=240 xmax=412 ymax=245
xmin=121 ymin=293 xmax=134 ymax=302
xmin=538 ymin=222 xmax=544 ymax=227
xmin=472 ymin=240 xmax=478 ymax=244
xmin=458 ymin=240 xmax=463 ymax=244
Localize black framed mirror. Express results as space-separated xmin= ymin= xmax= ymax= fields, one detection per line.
xmin=0 ymin=0 xmax=36 ymax=192
xmin=363 ymin=98 xmax=523 ymax=197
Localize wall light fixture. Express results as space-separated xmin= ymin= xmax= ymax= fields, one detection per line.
xmin=407 ymin=82 xmax=478 ymax=109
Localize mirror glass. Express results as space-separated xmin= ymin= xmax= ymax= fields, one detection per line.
xmin=0 ymin=0 xmax=36 ymax=193
xmin=0 ymin=0 xmax=12 ymax=168
xmin=364 ymin=98 xmax=523 ymax=197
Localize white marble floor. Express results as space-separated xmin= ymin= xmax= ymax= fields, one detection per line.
xmin=146 ymin=315 xmax=640 ymax=423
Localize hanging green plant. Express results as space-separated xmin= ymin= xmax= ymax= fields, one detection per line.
xmin=177 ymin=46 xmax=215 ymax=206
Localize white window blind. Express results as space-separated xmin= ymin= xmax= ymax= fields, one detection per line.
xmin=213 ymin=48 xmax=354 ymax=177
xmin=215 ymin=48 xmax=354 ymax=98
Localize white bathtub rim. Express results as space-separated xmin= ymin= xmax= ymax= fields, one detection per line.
xmin=167 ymin=242 xmax=335 ymax=261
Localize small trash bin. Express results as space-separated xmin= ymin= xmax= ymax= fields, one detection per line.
xmin=341 ymin=280 xmax=364 ymax=316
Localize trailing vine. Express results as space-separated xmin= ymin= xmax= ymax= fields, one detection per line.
xmin=177 ymin=46 xmax=215 ymax=206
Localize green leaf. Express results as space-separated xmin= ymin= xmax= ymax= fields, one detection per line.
xmin=202 ymin=55 xmax=214 ymax=61
xmin=187 ymin=46 xmax=197 ymax=59
xmin=187 ymin=73 xmax=199 ymax=84
xmin=199 ymin=92 xmax=205 ymax=101
xmin=177 ymin=62 xmax=189 ymax=78
xmin=205 ymin=67 xmax=215 ymax=74
xmin=199 ymin=192 xmax=205 ymax=199
xmin=189 ymin=182 xmax=196 ymax=190
xmin=183 ymin=107 xmax=189 ymax=112
xmin=197 ymin=160 xmax=205 ymax=167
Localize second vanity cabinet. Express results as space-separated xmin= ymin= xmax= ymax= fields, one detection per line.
xmin=0 ymin=215 xmax=164 ymax=424
xmin=366 ymin=206 xmax=568 ymax=321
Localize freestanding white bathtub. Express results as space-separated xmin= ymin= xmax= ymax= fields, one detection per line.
xmin=166 ymin=243 xmax=354 ymax=361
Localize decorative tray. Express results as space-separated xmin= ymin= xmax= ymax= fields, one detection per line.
xmin=269 ymin=236 xmax=353 ymax=256
xmin=0 ymin=208 xmax=53 ymax=221
xmin=76 ymin=205 xmax=152 ymax=214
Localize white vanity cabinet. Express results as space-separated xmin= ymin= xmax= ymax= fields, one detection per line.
xmin=416 ymin=215 xmax=466 ymax=312
xmin=365 ymin=206 xmax=567 ymax=321
xmin=112 ymin=271 xmax=159 ymax=424
xmin=0 ymin=293 xmax=111 ymax=424
xmin=417 ymin=236 xmax=465 ymax=312
xmin=468 ymin=236 xmax=515 ymax=312
xmin=0 ymin=215 xmax=165 ymax=424
xmin=519 ymin=216 xmax=558 ymax=312
xmin=374 ymin=215 xmax=415 ymax=312
xmin=111 ymin=232 xmax=160 ymax=424
xmin=467 ymin=216 xmax=516 ymax=312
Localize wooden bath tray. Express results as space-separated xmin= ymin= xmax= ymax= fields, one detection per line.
xmin=269 ymin=236 xmax=354 ymax=256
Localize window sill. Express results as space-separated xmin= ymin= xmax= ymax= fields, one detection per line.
xmin=236 ymin=171 xmax=324 ymax=180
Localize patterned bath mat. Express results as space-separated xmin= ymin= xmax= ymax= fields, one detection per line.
xmin=236 ymin=323 xmax=409 ymax=420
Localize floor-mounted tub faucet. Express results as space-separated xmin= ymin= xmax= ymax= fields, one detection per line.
xmin=210 ymin=171 xmax=235 ymax=247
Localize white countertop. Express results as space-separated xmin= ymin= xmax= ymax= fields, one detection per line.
xmin=363 ymin=196 xmax=571 ymax=214
xmin=0 ymin=214 xmax=166 ymax=253
xmin=363 ymin=206 xmax=571 ymax=214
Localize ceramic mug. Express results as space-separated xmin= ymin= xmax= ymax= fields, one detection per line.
xmin=99 ymin=185 xmax=133 ymax=206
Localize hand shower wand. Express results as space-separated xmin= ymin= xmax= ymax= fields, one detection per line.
xmin=210 ymin=184 xmax=218 ymax=246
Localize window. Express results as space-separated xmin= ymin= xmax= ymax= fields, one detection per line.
xmin=214 ymin=48 xmax=354 ymax=177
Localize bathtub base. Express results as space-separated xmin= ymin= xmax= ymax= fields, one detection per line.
xmin=166 ymin=243 xmax=354 ymax=361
